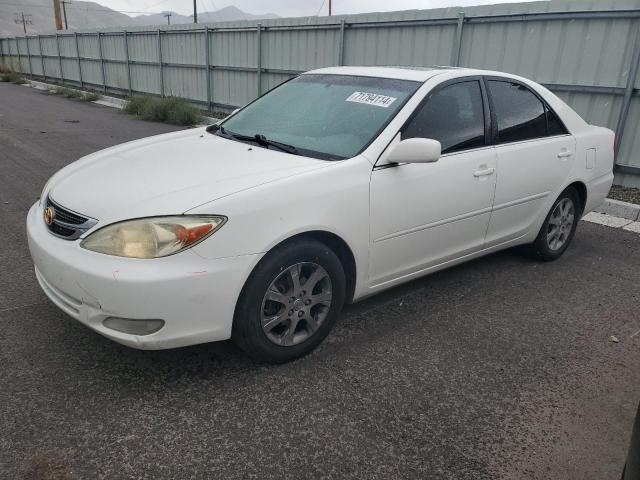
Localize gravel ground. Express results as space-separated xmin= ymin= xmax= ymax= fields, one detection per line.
xmin=1 ymin=82 xmax=639 ymax=480
xmin=608 ymin=185 xmax=640 ymax=205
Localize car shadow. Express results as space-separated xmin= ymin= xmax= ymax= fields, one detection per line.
xmin=50 ymin=247 xmax=538 ymax=390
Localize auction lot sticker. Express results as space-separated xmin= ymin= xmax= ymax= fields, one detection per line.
xmin=346 ymin=91 xmax=397 ymax=108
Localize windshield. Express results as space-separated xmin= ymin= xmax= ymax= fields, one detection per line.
xmin=218 ymin=74 xmax=421 ymax=160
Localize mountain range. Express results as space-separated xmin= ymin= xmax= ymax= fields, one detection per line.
xmin=0 ymin=1 xmax=278 ymax=36
xmin=134 ymin=6 xmax=278 ymax=26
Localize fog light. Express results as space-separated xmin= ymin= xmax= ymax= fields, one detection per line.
xmin=103 ymin=317 xmax=165 ymax=335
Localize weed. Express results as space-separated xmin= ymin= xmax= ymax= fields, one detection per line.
xmin=50 ymin=87 xmax=101 ymax=101
xmin=125 ymin=95 xmax=200 ymax=126
xmin=81 ymin=92 xmax=101 ymax=101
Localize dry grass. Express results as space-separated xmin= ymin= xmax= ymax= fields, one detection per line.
xmin=50 ymin=86 xmax=101 ymax=102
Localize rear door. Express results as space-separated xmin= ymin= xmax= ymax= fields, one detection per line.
xmin=483 ymin=78 xmax=575 ymax=246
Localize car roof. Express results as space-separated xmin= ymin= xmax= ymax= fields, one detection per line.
xmin=304 ymin=66 xmax=483 ymax=82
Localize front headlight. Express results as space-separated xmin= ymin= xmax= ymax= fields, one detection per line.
xmin=80 ymin=216 xmax=226 ymax=258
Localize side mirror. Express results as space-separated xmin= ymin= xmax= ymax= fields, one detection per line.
xmin=386 ymin=138 xmax=441 ymax=164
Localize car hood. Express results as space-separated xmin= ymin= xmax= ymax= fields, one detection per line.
xmin=47 ymin=127 xmax=329 ymax=223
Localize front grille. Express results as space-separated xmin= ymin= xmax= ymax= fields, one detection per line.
xmin=46 ymin=198 xmax=87 ymax=225
xmin=49 ymin=222 xmax=76 ymax=237
xmin=44 ymin=196 xmax=98 ymax=240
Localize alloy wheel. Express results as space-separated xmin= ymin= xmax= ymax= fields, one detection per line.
xmin=260 ymin=262 xmax=333 ymax=346
xmin=546 ymin=198 xmax=575 ymax=251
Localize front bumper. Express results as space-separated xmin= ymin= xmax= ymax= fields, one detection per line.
xmin=27 ymin=202 xmax=259 ymax=349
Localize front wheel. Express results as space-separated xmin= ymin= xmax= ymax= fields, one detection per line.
xmin=526 ymin=187 xmax=580 ymax=261
xmin=232 ymin=238 xmax=346 ymax=363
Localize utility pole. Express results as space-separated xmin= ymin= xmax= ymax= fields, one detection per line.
xmin=329 ymin=0 xmax=332 ymax=16
xmin=14 ymin=13 xmax=33 ymax=34
xmin=52 ymin=0 xmax=63 ymax=30
xmin=163 ymin=12 xmax=172 ymax=25
xmin=193 ymin=0 xmax=197 ymax=23
xmin=61 ymin=0 xmax=71 ymax=30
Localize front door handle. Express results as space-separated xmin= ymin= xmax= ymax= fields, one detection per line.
xmin=557 ymin=150 xmax=573 ymax=158
xmin=473 ymin=167 xmax=495 ymax=177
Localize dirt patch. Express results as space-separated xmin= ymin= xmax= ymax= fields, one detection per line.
xmin=608 ymin=185 xmax=640 ymax=205
xmin=24 ymin=450 xmax=75 ymax=480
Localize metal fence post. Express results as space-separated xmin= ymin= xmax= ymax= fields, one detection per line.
xmin=338 ymin=19 xmax=346 ymax=66
xmin=123 ymin=30 xmax=131 ymax=95
xmin=25 ymin=36 xmax=33 ymax=78
xmin=205 ymin=26 xmax=212 ymax=111
xmin=451 ymin=12 xmax=465 ymax=67
xmin=55 ymin=33 xmax=63 ymax=85
xmin=15 ymin=38 xmax=21 ymax=73
xmin=97 ymin=32 xmax=106 ymax=93
xmin=614 ymin=23 xmax=640 ymax=161
xmin=74 ymin=32 xmax=83 ymax=88
xmin=157 ymin=29 xmax=164 ymax=97
xmin=38 ymin=35 xmax=46 ymax=82
xmin=256 ymin=23 xmax=262 ymax=96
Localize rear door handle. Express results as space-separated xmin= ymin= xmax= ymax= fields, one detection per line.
xmin=557 ymin=151 xmax=573 ymax=158
xmin=473 ymin=167 xmax=495 ymax=177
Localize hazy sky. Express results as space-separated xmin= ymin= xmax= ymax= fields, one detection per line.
xmin=92 ymin=0 xmax=529 ymax=17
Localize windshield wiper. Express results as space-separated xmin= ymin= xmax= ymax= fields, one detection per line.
xmin=252 ymin=134 xmax=299 ymax=155
xmin=207 ymin=124 xmax=299 ymax=155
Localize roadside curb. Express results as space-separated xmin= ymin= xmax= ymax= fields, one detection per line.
xmin=22 ymin=80 xmax=220 ymax=126
xmin=594 ymin=198 xmax=640 ymax=221
xmin=583 ymin=211 xmax=640 ymax=233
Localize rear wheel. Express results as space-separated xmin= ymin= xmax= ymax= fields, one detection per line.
xmin=526 ymin=187 xmax=580 ymax=261
xmin=233 ymin=238 xmax=346 ymax=363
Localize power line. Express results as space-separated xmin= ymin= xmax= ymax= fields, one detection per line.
xmin=315 ymin=0 xmax=327 ymax=16
xmin=139 ymin=0 xmax=174 ymax=13
xmin=13 ymin=12 xmax=33 ymax=34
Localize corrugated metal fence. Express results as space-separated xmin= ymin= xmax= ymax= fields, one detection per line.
xmin=1 ymin=0 xmax=639 ymax=186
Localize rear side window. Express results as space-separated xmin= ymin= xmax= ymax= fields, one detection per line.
xmin=402 ymin=80 xmax=486 ymax=154
xmin=488 ymin=80 xmax=547 ymax=143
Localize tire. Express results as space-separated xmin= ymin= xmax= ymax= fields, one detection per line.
xmin=232 ymin=238 xmax=346 ymax=363
xmin=525 ymin=186 xmax=581 ymax=261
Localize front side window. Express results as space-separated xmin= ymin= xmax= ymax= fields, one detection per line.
xmin=402 ymin=80 xmax=486 ymax=154
xmin=219 ymin=74 xmax=421 ymax=160
xmin=488 ymin=80 xmax=547 ymax=144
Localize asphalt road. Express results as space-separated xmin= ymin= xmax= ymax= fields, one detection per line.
xmin=1 ymin=82 xmax=639 ymax=480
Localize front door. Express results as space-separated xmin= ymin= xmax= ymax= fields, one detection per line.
xmin=369 ymin=78 xmax=497 ymax=287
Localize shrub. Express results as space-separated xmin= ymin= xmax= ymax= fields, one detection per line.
xmin=124 ymin=95 xmax=154 ymax=116
xmin=0 ymin=70 xmax=27 ymax=84
xmin=125 ymin=95 xmax=200 ymax=126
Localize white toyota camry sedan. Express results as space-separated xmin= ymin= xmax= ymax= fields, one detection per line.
xmin=27 ymin=66 xmax=614 ymax=362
